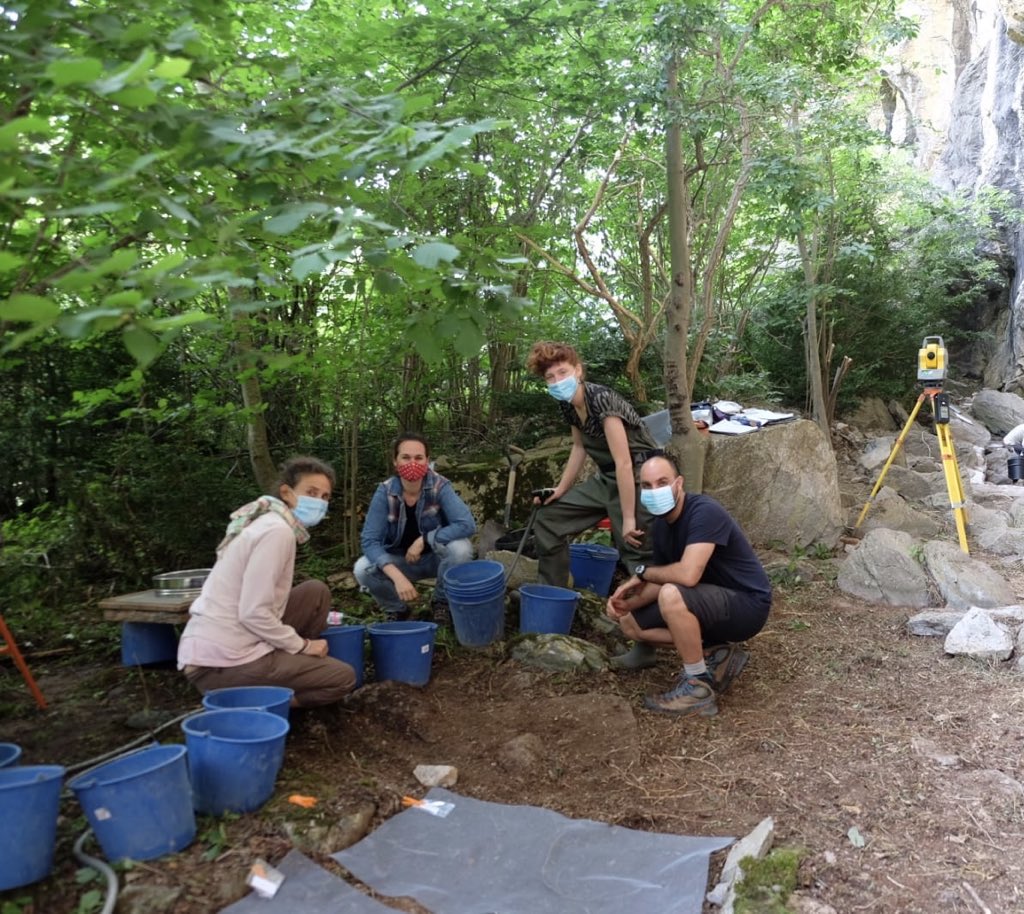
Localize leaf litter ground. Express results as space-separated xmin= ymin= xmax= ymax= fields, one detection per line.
xmin=4 ymin=567 xmax=1024 ymax=914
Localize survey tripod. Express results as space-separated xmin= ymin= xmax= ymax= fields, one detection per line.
xmin=853 ymin=336 xmax=970 ymax=553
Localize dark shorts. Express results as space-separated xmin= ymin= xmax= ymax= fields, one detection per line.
xmin=631 ymin=583 xmax=770 ymax=645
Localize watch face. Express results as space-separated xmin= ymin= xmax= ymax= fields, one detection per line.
xmin=635 ymin=565 xmax=645 ymax=579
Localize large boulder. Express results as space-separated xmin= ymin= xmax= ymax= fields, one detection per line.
xmin=703 ymin=419 xmax=843 ymax=549
xmin=970 ymin=389 xmax=1024 ymax=437
xmin=837 ymin=528 xmax=933 ymax=607
xmin=923 ymin=540 xmax=1017 ymax=608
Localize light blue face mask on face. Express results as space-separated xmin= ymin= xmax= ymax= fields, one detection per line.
xmin=547 ymin=375 xmax=578 ymax=402
xmin=640 ymin=483 xmax=677 ymax=516
xmin=292 ymin=495 xmax=328 ymax=527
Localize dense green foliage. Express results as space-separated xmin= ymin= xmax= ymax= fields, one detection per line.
xmin=1 ymin=0 xmax=1015 ymax=616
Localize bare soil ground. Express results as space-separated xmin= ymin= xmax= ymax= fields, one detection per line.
xmin=3 ymin=564 xmax=1024 ymax=914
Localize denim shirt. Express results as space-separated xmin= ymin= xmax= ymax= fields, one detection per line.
xmin=360 ymin=470 xmax=477 ymax=566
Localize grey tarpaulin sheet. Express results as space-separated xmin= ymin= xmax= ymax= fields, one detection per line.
xmin=333 ymin=788 xmax=733 ymax=914
xmin=221 ymin=849 xmax=395 ymax=914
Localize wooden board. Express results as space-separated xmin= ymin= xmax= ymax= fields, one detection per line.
xmin=100 ymin=590 xmax=195 ymax=624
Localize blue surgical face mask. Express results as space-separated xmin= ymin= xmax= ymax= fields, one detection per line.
xmin=547 ymin=376 xmax=578 ymax=402
xmin=292 ymin=495 xmax=328 ymax=527
xmin=640 ymin=482 xmax=677 ymax=516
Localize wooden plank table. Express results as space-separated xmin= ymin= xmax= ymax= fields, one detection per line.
xmin=99 ymin=590 xmax=196 ymax=625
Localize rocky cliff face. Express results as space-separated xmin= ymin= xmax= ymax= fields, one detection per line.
xmin=879 ymin=0 xmax=1024 ymax=389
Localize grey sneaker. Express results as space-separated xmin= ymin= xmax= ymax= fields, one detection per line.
xmin=704 ymin=644 xmax=749 ymax=694
xmin=643 ymin=674 xmax=718 ymax=717
xmin=610 ymin=642 xmax=658 ymax=670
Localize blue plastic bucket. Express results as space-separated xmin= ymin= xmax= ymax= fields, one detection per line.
xmin=569 ymin=543 xmax=620 ymax=596
xmin=321 ymin=624 xmax=366 ymax=689
xmin=182 ymin=709 xmax=290 ymax=815
xmin=0 ymin=765 xmax=65 ymax=890
xmin=202 ymin=685 xmax=294 ymax=720
xmin=448 ymin=593 xmax=506 ymax=648
xmin=368 ymin=621 xmax=438 ymax=686
xmin=519 ymin=584 xmax=582 ymax=635
xmin=0 ymin=743 xmax=22 ymax=768
xmin=121 ymin=621 xmax=179 ymax=666
xmin=69 ymin=744 xmax=194 ymax=862
xmin=443 ymin=560 xmax=506 ymax=595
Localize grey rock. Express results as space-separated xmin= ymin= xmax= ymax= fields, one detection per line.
xmin=486 ymin=550 xmax=540 ymax=590
xmin=944 ymin=607 xmax=1014 ymax=660
xmin=859 ymin=489 xmax=942 ymax=539
xmin=923 ymin=540 xmax=1017 ymax=609
xmin=951 ymin=410 xmax=996 ymax=448
xmin=970 ymin=389 xmax=1024 ymax=437
xmin=882 ymin=465 xmax=945 ymax=502
xmin=907 ymin=609 xmax=966 ymax=636
xmin=859 ymin=435 xmax=901 ymax=471
xmin=510 ymin=633 xmax=609 ymax=671
xmin=836 ymin=528 xmax=932 ymax=607
xmin=499 ymin=732 xmax=547 ymax=771
xmin=846 ymin=397 xmax=897 ymax=432
xmin=413 ymin=764 xmax=458 ymax=788
xmin=704 ymin=419 xmax=843 ymax=550
xmin=911 ymin=736 xmax=963 ymax=769
xmin=283 ymin=799 xmax=376 ymax=856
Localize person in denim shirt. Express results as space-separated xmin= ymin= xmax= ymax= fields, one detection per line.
xmin=354 ymin=433 xmax=476 ymax=624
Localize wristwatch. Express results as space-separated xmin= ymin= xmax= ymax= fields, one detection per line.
xmin=634 ymin=564 xmax=646 ymax=581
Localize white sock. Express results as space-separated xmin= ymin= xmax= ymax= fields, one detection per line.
xmin=683 ymin=660 xmax=708 ymax=678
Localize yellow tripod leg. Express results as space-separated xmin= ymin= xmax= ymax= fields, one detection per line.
xmin=935 ymin=421 xmax=969 ymax=553
xmin=854 ymin=393 xmax=927 ymax=530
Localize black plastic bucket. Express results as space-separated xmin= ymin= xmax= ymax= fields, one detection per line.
xmin=1008 ymin=455 xmax=1024 ymax=482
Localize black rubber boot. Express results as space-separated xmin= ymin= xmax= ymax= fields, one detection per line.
xmin=610 ymin=642 xmax=658 ymax=670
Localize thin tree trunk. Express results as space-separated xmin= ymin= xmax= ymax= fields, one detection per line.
xmin=664 ymin=55 xmax=703 ymax=492
xmin=232 ymin=308 xmax=277 ymax=493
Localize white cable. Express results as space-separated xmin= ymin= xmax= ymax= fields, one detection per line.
xmin=73 ymin=829 xmax=118 ymax=914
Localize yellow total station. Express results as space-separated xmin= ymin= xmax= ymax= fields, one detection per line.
xmin=917 ymin=335 xmax=947 ymax=385
xmin=855 ymin=335 xmax=968 ymax=552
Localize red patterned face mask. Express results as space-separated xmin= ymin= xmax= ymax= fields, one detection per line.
xmin=397 ymin=462 xmax=429 ymax=482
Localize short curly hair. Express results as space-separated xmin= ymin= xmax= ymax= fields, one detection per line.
xmin=526 ymin=341 xmax=582 ymax=378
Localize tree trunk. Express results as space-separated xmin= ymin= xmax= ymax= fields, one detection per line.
xmin=664 ymin=55 xmax=703 ymax=492
xmin=797 ymin=229 xmax=831 ymax=442
xmin=231 ymin=307 xmax=277 ymax=493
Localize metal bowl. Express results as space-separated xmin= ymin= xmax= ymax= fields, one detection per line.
xmin=152 ymin=568 xmax=212 ymax=597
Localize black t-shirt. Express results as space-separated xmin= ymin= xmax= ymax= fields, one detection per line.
xmin=652 ymin=494 xmax=771 ymax=603
xmin=398 ymin=502 xmax=422 ymax=553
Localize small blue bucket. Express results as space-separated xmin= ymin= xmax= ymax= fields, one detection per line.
xmin=0 ymin=765 xmax=65 ymax=890
xmin=321 ymin=624 xmax=366 ymax=689
xmin=569 ymin=543 xmax=620 ymax=596
xmin=448 ymin=593 xmax=506 ymax=648
xmin=69 ymin=744 xmax=195 ymax=862
xmin=182 ymin=709 xmax=290 ymax=815
xmin=368 ymin=621 xmax=438 ymax=686
xmin=0 ymin=743 xmax=22 ymax=768
xmin=121 ymin=621 xmax=179 ymax=666
xmin=202 ymin=685 xmax=294 ymax=720
xmin=519 ymin=584 xmax=582 ymax=635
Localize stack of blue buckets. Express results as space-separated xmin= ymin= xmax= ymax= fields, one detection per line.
xmin=444 ymin=560 xmax=507 ymax=647
xmin=0 ymin=685 xmax=295 ymax=892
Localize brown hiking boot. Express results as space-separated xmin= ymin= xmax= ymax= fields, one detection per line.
xmin=643 ymin=674 xmax=718 ymax=717
xmin=704 ymin=644 xmax=749 ymax=694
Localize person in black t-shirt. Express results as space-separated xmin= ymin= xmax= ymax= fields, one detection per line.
xmin=606 ymin=454 xmax=772 ymax=717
